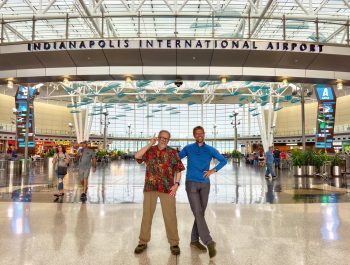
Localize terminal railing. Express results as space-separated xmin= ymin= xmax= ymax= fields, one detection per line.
xmin=275 ymin=124 xmax=350 ymax=137
xmin=1 ymin=122 xmax=350 ymax=139
xmin=0 ymin=14 xmax=349 ymax=46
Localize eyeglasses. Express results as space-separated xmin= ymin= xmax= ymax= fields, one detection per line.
xmin=158 ymin=136 xmax=169 ymax=141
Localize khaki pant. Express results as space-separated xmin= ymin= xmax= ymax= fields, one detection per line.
xmin=139 ymin=191 xmax=179 ymax=246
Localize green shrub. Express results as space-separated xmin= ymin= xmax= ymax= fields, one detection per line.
xmin=231 ymin=150 xmax=241 ymax=158
xmin=332 ymin=153 xmax=344 ymax=167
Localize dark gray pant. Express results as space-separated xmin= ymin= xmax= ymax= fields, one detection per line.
xmin=185 ymin=181 xmax=212 ymax=245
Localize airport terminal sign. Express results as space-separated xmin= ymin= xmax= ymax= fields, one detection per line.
xmin=315 ymin=85 xmax=337 ymax=150
xmin=27 ymin=39 xmax=324 ymax=53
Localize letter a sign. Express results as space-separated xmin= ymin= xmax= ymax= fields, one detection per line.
xmin=322 ymin=88 xmax=328 ymax=98
xmin=316 ymin=85 xmax=334 ymax=101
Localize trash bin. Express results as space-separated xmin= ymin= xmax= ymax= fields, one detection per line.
xmin=0 ymin=160 xmax=7 ymax=171
xmin=7 ymin=160 xmax=21 ymax=176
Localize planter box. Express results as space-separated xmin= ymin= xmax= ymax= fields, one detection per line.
xmin=293 ymin=166 xmax=305 ymax=176
xmin=232 ymin=158 xmax=240 ymax=163
xmin=332 ymin=166 xmax=341 ymax=176
xmin=306 ymin=165 xmax=315 ymax=176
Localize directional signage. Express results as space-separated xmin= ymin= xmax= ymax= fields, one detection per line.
xmin=315 ymin=85 xmax=336 ymax=150
xmin=15 ymin=86 xmax=36 ymax=154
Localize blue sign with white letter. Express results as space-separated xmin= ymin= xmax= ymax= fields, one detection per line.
xmin=316 ymin=86 xmax=334 ymax=101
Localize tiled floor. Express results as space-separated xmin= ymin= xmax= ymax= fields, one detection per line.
xmin=0 ymin=160 xmax=349 ymax=204
xmin=1 ymin=202 xmax=350 ymax=265
xmin=0 ymin=160 xmax=350 ymax=264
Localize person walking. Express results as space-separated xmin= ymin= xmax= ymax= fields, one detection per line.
xmin=77 ymin=141 xmax=96 ymax=201
xmin=273 ymin=148 xmax=281 ymax=169
xmin=52 ymin=145 xmax=70 ymax=198
xmin=265 ymin=146 xmax=277 ymax=180
xmin=134 ymin=130 xmax=185 ymax=255
xmin=179 ymin=126 xmax=227 ymax=259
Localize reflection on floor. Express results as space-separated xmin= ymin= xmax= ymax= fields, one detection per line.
xmin=0 ymin=160 xmax=349 ymax=204
xmin=1 ymin=202 xmax=350 ymax=265
xmin=0 ymin=160 xmax=350 ymax=264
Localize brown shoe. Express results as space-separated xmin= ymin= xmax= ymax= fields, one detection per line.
xmin=134 ymin=244 xmax=147 ymax=254
xmin=207 ymin=241 xmax=216 ymax=258
xmin=190 ymin=241 xmax=207 ymax=252
xmin=170 ymin=245 xmax=180 ymax=255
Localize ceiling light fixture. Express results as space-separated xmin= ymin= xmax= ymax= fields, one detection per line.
xmin=336 ymin=80 xmax=343 ymax=90
xmin=7 ymin=80 xmax=14 ymax=89
xmin=282 ymin=79 xmax=288 ymax=86
xmin=63 ymin=77 xmax=69 ymax=85
xmin=221 ymin=77 xmax=227 ymax=83
xmin=125 ymin=76 xmax=132 ymax=83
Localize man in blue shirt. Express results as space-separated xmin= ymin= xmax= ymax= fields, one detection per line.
xmin=179 ymin=126 xmax=227 ymax=259
xmin=265 ymin=146 xmax=277 ymax=179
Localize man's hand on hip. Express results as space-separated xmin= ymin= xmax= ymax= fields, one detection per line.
xmin=203 ymin=169 xmax=216 ymax=178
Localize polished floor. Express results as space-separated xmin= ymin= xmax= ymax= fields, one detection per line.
xmin=1 ymin=202 xmax=350 ymax=265
xmin=0 ymin=160 xmax=349 ymax=204
xmin=0 ymin=160 xmax=350 ymax=264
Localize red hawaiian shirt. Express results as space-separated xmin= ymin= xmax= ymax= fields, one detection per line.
xmin=136 ymin=146 xmax=185 ymax=193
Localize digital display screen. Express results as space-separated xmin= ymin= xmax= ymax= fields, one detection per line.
xmin=315 ymin=85 xmax=336 ymax=150
xmin=15 ymin=87 xmax=36 ymax=153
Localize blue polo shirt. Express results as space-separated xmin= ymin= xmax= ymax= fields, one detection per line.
xmin=265 ymin=151 xmax=274 ymax=165
xmin=179 ymin=142 xmax=227 ymax=183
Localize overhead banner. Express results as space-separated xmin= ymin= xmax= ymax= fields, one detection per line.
xmin=27 ymin=39 xmax=324 ymax=53
xmin=315 ymin=85 xmax=337 ymax=150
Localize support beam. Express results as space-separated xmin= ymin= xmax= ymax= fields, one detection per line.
xmin=0 ymin=12 xmax=350 ymax=22
xmin=42 ymin=0 xmax=56 ymax=14
xmin=247 ymin=0 xmax=258 ymax=13
xmin=178 ymin=0 xmax=190 ymax=14
xmin=5 ymin=24 xmax=28 ymax=41
xmin=222 ymin=0 xmax=233 ymax=11
xmin=24 ymin=0 xmax=37 ymax=13
xmin=94 ymin=0 xmax=118 ymax=37
xmin=93 ymin=0 xmax=105 ymax=13
xmin=250 ymin=0 xmax=274 ymax=36
xmin=162 ymin=0 xmax=174 ymax=14
xmin=77 ymin=0 xmax=103 ymax=37
xmin=120 ymin=0 xmax=131 ymax=12
xmin=343 ymin=0 xmax=350 ymax=9
xmin=0 ymin=0 xmax=8 ymax=9
xmin=294 ymin=0 xmax=310 ymax=15
xmin=135 ymin=0 xmax=147 ymax=12
xmin=204 ymin=0 xmax=215 ymax=11
xmin=315 ymin=0 xmax=328 ymax=14
xmin=325 ymin=24 xmax=345 ymax=43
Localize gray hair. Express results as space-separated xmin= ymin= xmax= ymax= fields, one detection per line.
xmin=158 ymin=130 xmax=171 ymax=139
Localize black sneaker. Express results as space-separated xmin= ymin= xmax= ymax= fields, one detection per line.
xmin=170 ymin=245 xmax=180 ymax=255
xmin=265 ymin=175 xmax=270 ymax=179
xmin=207 ymin=241 xmax=216 ymax=258
xmin=80 ymin=193 xmax=87 ymax=201
xmin=272 ymin=176 xmax=277 ymax=180
xmin=134 ymin=244 xmax=147 ymax=254
xmin=190 ymin=241 xmax=207 ymax=252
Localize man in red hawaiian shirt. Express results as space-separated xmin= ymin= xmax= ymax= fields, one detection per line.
xmin=134 ymin=130 xmax=185 ymax=255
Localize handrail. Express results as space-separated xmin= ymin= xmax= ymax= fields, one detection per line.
xmin=1 ymin=122 xmax=350 ymax=138
xmin=0 ymin=14 xmax=349 ymax=46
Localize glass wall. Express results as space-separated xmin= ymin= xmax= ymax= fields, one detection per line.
xmin=89 ymin=103 xmax=260 ymax=152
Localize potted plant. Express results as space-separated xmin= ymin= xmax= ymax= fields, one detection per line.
xmin=304 ymin=149 xmax=316 ymax=176
xmin=313 ymin=150 xmax=324 ymax=173
xmin=96 ymin=149 xmax=109 ymax=162
xmin=116 ymin=150 xmax=124 ymax=160
xmin=332 ymin=153 xmax=344 ymax=176
xmin=292 ymin=148 xmax=306 ymax=176
xmin=231 ymin=150 xmax=241 ymax=163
